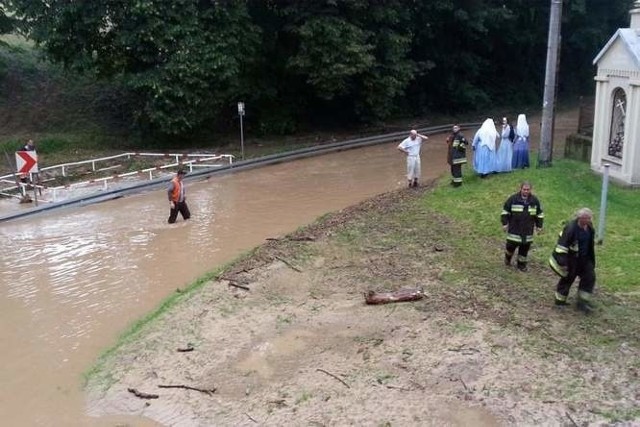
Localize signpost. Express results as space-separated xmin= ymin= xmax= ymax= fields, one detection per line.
xmin=238 ymin=101 xmax=245 ymax=160
xmin=15 ymin=150 xmax=39 ymax=205
xmin=16 ymin=150 xmax=39 ymax=174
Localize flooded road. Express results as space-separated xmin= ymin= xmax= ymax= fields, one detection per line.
xmin=0 ymin=110 xmax=577 ymax=426
xmin=0 ymin=138 xmax=450 ymax=426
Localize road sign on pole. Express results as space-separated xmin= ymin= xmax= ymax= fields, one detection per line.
xmin=238 ymin=102 xmax=245 ymax=160
xmin=16 ymin=150 xmax=39 ymax=174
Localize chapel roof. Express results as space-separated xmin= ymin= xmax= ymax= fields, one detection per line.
xmin=593 ymin=28 xmax=640 ymax=69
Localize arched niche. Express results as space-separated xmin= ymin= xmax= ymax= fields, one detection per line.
xmin=608 ymin=87 xmax=626 ymax=159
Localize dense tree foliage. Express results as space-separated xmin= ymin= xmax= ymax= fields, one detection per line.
xmin=5 ymin=0 xmax=634 ymax=137
xmin=0 ymin=4 xmax=15 ymax=35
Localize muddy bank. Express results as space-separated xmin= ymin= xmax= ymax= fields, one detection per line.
xmin=86 ymin=185 xmax=640 ymax=426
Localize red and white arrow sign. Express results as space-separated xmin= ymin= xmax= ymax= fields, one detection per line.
xmin=16 ymin=151 xmax=39 ymax=174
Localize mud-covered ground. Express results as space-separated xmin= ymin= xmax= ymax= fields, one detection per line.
xmin=86 ymin=184 xmax=640 ymax=426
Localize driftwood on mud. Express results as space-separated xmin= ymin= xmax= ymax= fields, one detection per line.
xmin=176 ymin=345 xmax=194 ymax=352
xmin=275 ymin=255 xmax=302 ymax=272
xmin=316 ymin=368 xmax=350 ymax=388
xmin=227 ymin=281 xmax=251 ymax=291
xmin=127 ymin=388 xmax=159 ymax=399
xmin=158 ymin=384 xmax=217 ymax=396
xmin=364 ymin=287 xmax=424 ymax=305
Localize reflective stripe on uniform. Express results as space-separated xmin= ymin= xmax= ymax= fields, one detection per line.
xmin=554 ymin=244 xmax=568 ymax=254
xmin=578 ymin=290 xmax=592 ymax=301
xmin=511 ymin=205 xmax=524 ymax=212
xmin=549 ymin=256 xmax=567 ymax=277
xmin=507 ymin=233 xmax=522 ymax=242
xmin=452 ymin=158 xmax=467 ymax=164
xmin=555 ymin=292 xmax=567 ymax=302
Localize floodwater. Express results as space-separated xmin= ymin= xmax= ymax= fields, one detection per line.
xmin=0 ymin=111 xmax=576 ymax=427
xmin=0 ymin=138 xmax=449 ymax=426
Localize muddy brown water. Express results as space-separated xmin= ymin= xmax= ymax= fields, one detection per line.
xmin=0 ymin=111 xmax=577 ymax=427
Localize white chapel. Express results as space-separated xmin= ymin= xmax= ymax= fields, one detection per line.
xmin=591 ymin=0 xmax=640 ymax=186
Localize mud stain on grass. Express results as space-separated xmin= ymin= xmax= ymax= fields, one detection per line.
xmin=87 ymin=185 xmax=640 ymax=426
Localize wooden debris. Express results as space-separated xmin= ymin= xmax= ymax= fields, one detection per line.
xmin=176 ymin=345 xmax=194 ymax=352
xmin=127 ymin=388 xmax=159 ymax=399
xmin=364 ymin=287 xmax=424 ymax=305
xmin=289 ymin=235 xmax=316 ymax=242
xmin=158 ymin=384 xmax=217 ymax=396
xmin=275 ymin=255 xmax=302 ymax=272
xmin=316 ymin=368 xmax=350 ymax=388
xmin=227 ymin=281 xmax=250 ymax=291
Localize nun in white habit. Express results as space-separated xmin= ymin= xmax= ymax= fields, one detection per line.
xmin=472 ymin=118 xmax=498 ymax=177
xmin=512 ymin=114 xmax=530 ymax=169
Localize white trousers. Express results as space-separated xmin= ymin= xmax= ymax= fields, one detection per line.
xmin=406 ymin=155 xmax=421 ymax=180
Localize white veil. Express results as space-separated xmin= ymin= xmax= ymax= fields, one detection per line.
xmin=475 ymin=118 xmax=498 ymax=151
xmin=516 ymin=114 xmax=529 ymax=138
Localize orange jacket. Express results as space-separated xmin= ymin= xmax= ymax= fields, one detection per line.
xmin=168 ymin=177 xmax=183 ymax=202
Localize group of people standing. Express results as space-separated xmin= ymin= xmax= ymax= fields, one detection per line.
xmin=472 ymin=114 xmax=531 ymax=178
xmin=395 ymin=129 xmax=597 ymax=314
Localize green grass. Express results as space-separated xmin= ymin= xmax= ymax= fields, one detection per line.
xmin=426 ymin=159 xmax=640 ymax=292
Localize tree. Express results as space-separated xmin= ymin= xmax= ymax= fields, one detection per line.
xmin=9 ymin=0 xmax=261 ymax=135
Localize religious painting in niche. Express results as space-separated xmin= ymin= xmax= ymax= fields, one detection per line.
xmin=608 ymin=88 xmax=626 ymax=159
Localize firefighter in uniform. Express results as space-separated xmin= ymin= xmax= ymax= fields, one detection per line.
xmin=501 ymin=181 xmax=544 ymax=271
xmin=549 ymin=207 xmax=597 ymax=313
xmin=446 ymin=124 xmax=469 ymax=187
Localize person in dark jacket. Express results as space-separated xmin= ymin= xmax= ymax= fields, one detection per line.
xmin=549 ymin=208 xmax=597 ymax=313
xmin=501 ymin=181 xmax=544 ymax=271
xmin=446 ymin=125 xmax=469 ymax=187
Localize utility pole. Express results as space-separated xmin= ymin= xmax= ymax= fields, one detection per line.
xmin=538 ymin=0 xmax=563 ymax=167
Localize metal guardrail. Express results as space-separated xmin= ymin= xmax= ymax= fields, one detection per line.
xmin=0 ymin=122 xmax=481 ymax=223
xmin=0 ymin=153 xmax=234 ymax=202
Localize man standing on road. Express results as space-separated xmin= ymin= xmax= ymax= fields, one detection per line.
xmin=397 ymin=129 xmax=429 ymax=188
xmin=167 ymin=169 xmax=191 ymax=224
xmin=549 ymin=208 xmax=597 ymax=314
xmin=501 ymin=181 xmax=544 ymax=271
xmin=446 ymin=125 xmax=469 ymax=187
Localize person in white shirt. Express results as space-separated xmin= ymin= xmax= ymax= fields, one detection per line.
xmin=397 ymin=129 xmax=429 ymax=188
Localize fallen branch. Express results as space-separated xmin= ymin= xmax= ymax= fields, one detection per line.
xmin=565 ymin=412 xmax=579 ymax=427
xmin=457 ymin=376 xmax=469 ymax=392
xmin=447 ymin=345 xmax=480 ymax=355
xmin=245 ymin=413 xmax=258 ymax=423
xmin=127 ymin=388 xmax=159 ymax=399
xmin=176 ymin=345 xmax=194 ymax=352
xmin=228 ymin=281 xmax=250 ymax=291
xmin=386 ymin=385 xmax=411 ymax=392
xmin=409 ymin=380 xmax=425 ymax=391
xmin=275 ymin=255 xmax=302 ymax=272
xmin=316 ymin=368 xmax=350 ymax=388
xmin=289 ymin=235 xmax=316 ymax=242
xmin=364 ymin=288 xmax=424 ymax=305
xmin=158 ymin=384 xmax=217 ymax=396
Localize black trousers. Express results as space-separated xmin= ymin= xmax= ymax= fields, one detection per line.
xmin=505 ymin=240 xmax=531 ymax=267
xmin=168 ymin=201 xmax=191 ymax=224
xmin=556 ymin=258 xmax=595 ymax=297
xmin=451 ymin=164 xmax=463 ymax=186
